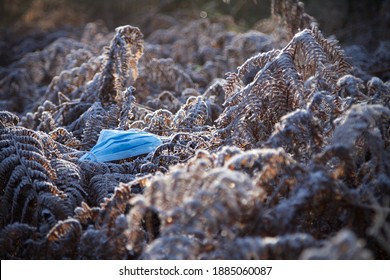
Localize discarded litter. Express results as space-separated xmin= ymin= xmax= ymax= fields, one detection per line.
xmin=79 ymin=129 xmax=162 ymax=162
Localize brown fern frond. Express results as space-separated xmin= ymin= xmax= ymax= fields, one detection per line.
xmin=311 ymin=26 xmax=352 ymax=76
xmin=301 ymin=229 xmax=372 ymax=260
xmin=78 ymin=214 xmax=128 ymax=259
xmin=204 ymin=234 xmax=320 ymax=260
xmin=178 ymin=96 xmax=209 ymax=128
xmin=98 ymin=25 xmax=144 ymax=108
xmin=137 ymin=58 xmax=195 ymax=98
xmin=44 ymin=55 xmax=103 ymax=105
xmin=0 ymin=222 xmax=38 ymax=259
xmin=140 ymin=235 xmax=201 ymax=260
xmin=0 ymin=125 xmax=68 ymax=228
xmin=266 ymin=109 xmax=323 ymax=161
xmin=50 ymin=158 xmax=86 ymax=210
xmin=236 ymin=49 xmax=281 ymax=84
xmin=0 ymin=111 xmax=19 ymax=128
xmin=45 ymin=218 xmax=82 ymax=259
xmin=216 ymin=27 xmax=351 ymax=149
xmin=272 ymin=0 xmax=316 ymax=38
xmin=2 ymin=6 xmax=389 ymax=260
xmin=49 ymin=127 xmax=81 ymax=149
xmin=86 ymin=173 xmax=135 ymax=206
xmin=80 ymin=102 xmax=120 ymax=150
xmin=118 ymin=87 xmax=136 ymax=130
xmin=317 ymin=104 xmax=390 ymax=185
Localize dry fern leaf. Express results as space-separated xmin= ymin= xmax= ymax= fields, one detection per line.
xmin=272 ymin=0 xmax=316 ymax=38
xmin=0 ymin=38 xmax=86 ymax=113
xmin=300 ymin=229 xmax=373 ymax=260
xmin=50 ymin=158 xmax=85 ymax=210
xmin=98 ymin=25 xmax=144 ymax=108
xmin=216 ymin=51 xmax=304 ymax=147
xmin=141 ymin=235 xmax=201 ymax=260
xmin=178 ymin=96 xmax=209 ymax=128
xmin=126 ymin=195 xmax=160 ymax=256
xmin=47 ymin=218 xmax=82 ymax=242
xmin=78 ymin=160 xmax=136 ymax=183
xmin=266 ymin=109 xmax=323 ymax=161
xmin=331 ymin=104 xmax=390 ymax=160
xmin=0 ymin=123 xmax=68 ymax=227
xmin=0 ymin=222 xmax=37 ymax=259
xmin=45 ymin=218 xmax=82 ymax=259
xmin=118 ymin=86 xmax=136 ymax=130
xmin=317 ymin=104 xmax=390 ymax=184
xmin=0 ymin=69 xmax=36 ymax=113
xmin=19 ymin=100 xmax=57 ymax=131
xmin=259 ymin=168 xmax=348 ymax=237
xmin=0 ymin=111 xmax=19 ymax=128
xmin=86 ymin=173 xmax=135 ymax=206
xmin=136 ymin=58 xmax=195 ymax=97
xmin=221 ymin=147 xmax=352 ymax=238
xmin=49 ymin=127 xmax=81 ymax=149
xmin=44 ymin=55 xmax=103 ymax=105
xmin=80 ymin=102 xmax=120 ymax=150
xmin=78 ymin=214 xmax=129 ymax=259
xmin=204 ymin=234 xmax=320 ymax=260
xmin=94 ymin=182 xmax=138 ymax=230
xmin=74 ymin=183 xmax=137 ymax=259
xmin=216 ymin=27 xmax=351 ymax=148
xmin=144 ymin=162 xmax=264 ymax=242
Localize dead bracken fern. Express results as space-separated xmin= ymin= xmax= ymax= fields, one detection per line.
xmin=0 ymin=2 xmax=389 ymax=260
xmin=272 ymin=0 xmax=316 ymax=39
xmin=98 ymin=25 xmax=144 ymax=108
xmin=0 ymin=114 xmax=68 ymax=229
xmin=215 ymin=26 xmax=351 ymax=148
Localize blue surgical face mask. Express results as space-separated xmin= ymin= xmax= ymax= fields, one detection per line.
xmin=79 ymin=129 xmax=162 ymax=162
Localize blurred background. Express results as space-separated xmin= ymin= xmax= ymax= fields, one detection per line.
xmin=0 ymin=0 xmax=389 ymax=48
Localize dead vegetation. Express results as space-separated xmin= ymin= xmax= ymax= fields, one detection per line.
xmin=0 ymin=0 xmax=389 ymax=259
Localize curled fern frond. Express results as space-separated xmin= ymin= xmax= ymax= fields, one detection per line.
xmin=99 ymin=25 xmax=144 ymax=107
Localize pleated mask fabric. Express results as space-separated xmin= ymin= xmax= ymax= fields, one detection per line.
xmin=79 ymin=129 xmax=162 ymax=162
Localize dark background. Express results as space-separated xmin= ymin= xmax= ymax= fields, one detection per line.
xmin=0 ymin=0 xmax=389 ymax=48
